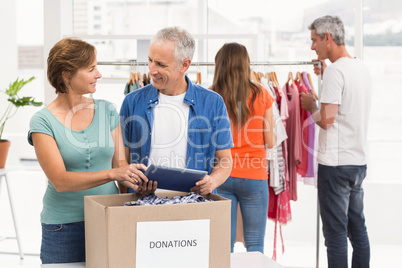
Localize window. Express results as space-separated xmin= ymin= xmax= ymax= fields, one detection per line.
xmin=363 ymin=0 xmax=402 ymax=181
xmin=70 ymin=0 xmax=400 ymax=182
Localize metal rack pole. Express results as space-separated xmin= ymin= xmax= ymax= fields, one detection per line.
xmin=316 ymin=61 xmax=322 ymax=268
xmin=97 ymin=60 xmax=321 ymax=67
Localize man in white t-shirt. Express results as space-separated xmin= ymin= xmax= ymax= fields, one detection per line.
xmin=301 ymin=15 xmax=372 ymax=268
xmin=120 ymin=27 xmax=233 ymax=196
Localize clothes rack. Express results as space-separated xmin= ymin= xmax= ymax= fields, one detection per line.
xmin=98 ymin=59 xmax=322 ymax=268
xmin=98 ymin=60 xmax=322 ymax=99
xmin=98 ymin=60 xmax=320 ymax=67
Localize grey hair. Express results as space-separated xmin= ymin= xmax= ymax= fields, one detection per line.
xmin=151 ymin=26 xmax=195 ymax=65
xmin=308 ymin=15 xmax=345 ymax=46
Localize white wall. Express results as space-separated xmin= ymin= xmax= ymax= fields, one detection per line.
xmin=0 ymin=1 xmax=18 ymax=120
xmin=0 ymin=1 xmax=23 ymax=166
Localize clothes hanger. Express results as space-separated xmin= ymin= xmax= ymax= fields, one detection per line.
xmin=306 ymin=72 xmax=319 ymax=100
xmin=270 ymin=71 xmax=281 ymax=97
xmin=129 ymin=72 xmax=135 ymax=85
xmin=265 ymin=72 xmax=271 ymax=82
xmin=270 ymin=71 xmax=277 ymax=86
xmin=128 ymin=60 xmax=137 ymax=85
xmin=295 ymin=71 xmax=304 ymax=86
xmin=287 ymin=71 xmax=296 ymax=87
xmin=264 ymin=71 xmax=277 ymax=97
xmin=252 ymin=71 xmax=259 ymax=83
xmin=301 ymin=71 xmax=319 ymax=100
xmin=307 ymin=72 xmax=314 ymax=89
xmin=270 ymin=72 xmax=276 ymax=87
xmin=286 ymin=71 xmax=296 ymax=96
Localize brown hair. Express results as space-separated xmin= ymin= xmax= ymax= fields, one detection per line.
xmin=47 ymin=37 xmax=96 ymax=94
xmin=210 ymin=42 xmax=261 ymax=128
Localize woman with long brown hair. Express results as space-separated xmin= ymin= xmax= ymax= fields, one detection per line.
xmin=210 ymin=42 xmax=276 ymax=253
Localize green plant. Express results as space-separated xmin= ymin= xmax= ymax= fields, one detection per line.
xmin=0 ymin=76 xmax=43 ymax=140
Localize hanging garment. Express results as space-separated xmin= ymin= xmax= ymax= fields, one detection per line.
xmin=282 ymin=82 xmax=302 ymax=202
xmin=294 ymin=80 xmax=309 ymax=178
xmin=135 ymin=77 xmax=142 ymax=89
xmin=259 ymin=78 xmax=287 ymax=192
xmin=265 ymin=80 xmax=293 ymax=261
xmin=268 ymin=178 xmax=292 ymax=260
xmin=278 ymin=79 xmax=290 ymax=193
xmin=124 ymin=81 xmax=138 ymax=95
xmin=302 ymin=72 xmax=317 ymax=183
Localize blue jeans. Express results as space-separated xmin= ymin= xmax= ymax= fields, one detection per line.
xmin=318 ymin=164 xmax=370 ymax=268
xmin=41 ymin=221 xmax=86 ymax=264
xmin=217 ymin=177 xmax=268 ymax=253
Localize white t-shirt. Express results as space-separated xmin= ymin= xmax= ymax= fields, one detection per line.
xmin=318 ymin=57 xmax=372 ymax=166
xmin=148 ymin=92 xmax=189 ymax=168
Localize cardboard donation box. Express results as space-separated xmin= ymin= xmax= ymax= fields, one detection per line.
xmin=84 ymin=191 xmax=231 ymax=268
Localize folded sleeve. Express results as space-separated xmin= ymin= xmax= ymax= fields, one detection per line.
xmin=27 ymin=110 xmax=54 ymax=146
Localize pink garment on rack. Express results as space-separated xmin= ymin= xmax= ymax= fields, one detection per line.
xmin=268 ymin=178 xmax=292 ymax=260
xmin=268 ymin=86 xmax=292 ymax=261
xmin=268 ymin=83 xmax=290 ymax=218
xmin=268 ymin=84 xmax=290 ymax=220
xmin=302 ymin=72 xmax=316 ymax=178
xmin=273 ymin=85 xmax=281 ymax=111
xmin=295 ymin=80 xmax=309 ymax=177
xmin=282 ymin=83 xmax=302 ymax=201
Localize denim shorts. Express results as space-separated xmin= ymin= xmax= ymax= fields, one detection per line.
xmin=40 ymin=221 xmax=86 ymax=264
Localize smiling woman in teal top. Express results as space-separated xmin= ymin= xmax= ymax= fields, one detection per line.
xmin=27 ymin=37 xmax=153 ymax=264
xmin=29 ymin=99 xmax=124 ymax=223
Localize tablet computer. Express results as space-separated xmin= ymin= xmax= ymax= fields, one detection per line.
xmin=144 ymin=164 xmax=208 ymax=192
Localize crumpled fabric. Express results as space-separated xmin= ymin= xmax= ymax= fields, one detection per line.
xmin=124 ymin=192 xmax=213 ymax=206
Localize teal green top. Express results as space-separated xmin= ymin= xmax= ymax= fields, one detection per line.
xmin=28 ymin=99 xmax=120 ymax=224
